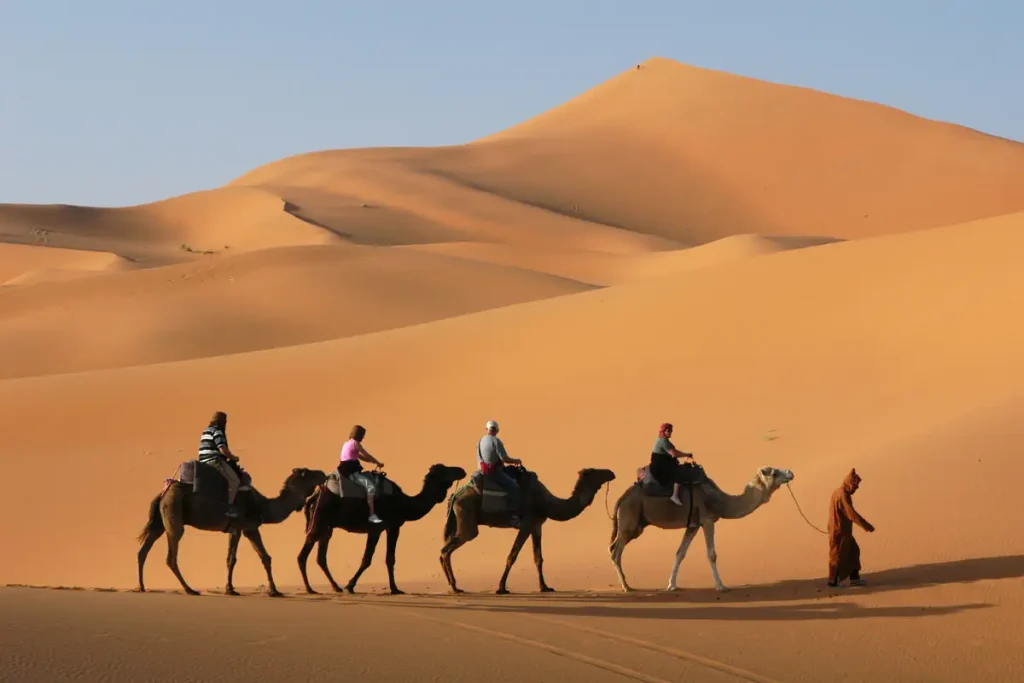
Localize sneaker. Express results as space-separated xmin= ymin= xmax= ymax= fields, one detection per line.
xmin=225 ymin=505 xmax=241 ymax=519
xmin=509 ymin=515 xmax=521 ymax=528
xmin=368 ymin=514 xmax=383 ymax=524
xmin=669 ymin=496 xmax=684 ymax=506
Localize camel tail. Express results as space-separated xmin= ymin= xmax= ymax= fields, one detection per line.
xmin=608 ymin=485 xmax=634 ymax=544
xmin=443 ymin=487 xmax=463 ymax=540
xmin=136 ymin=493 xmax=164 ymax=544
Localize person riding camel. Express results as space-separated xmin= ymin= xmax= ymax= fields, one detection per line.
xmin=477 ymin=420 xmax=524 ymax=528
xmin=339 ymin=425 xmax=384 ymax=524
xmin=648 ymin=422 xmax=700 ymax=527
xmin=198 ymin=411 xmax=242 ymax=518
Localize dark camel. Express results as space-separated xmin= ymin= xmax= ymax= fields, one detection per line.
xmin=137 ymin=464 xmax=326 ymax=596
xmin=439 ymin=465 xmax=616 ymax=594
xmin=298 ymin=463 xmax=467 ymax=595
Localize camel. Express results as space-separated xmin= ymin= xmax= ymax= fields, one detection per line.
xmin=136 ymin=462 xmax=326 ymax=597
xmin=440 ymin=465 xmax=617 ymax=594
xmin=609 ymin=465 xmax=794 ymax=592
xmin=298 ymin=463 xmax=467 ymax=595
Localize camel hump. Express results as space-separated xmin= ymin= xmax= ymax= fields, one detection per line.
xmin=325 ymin=469 xmax=396 ymax=499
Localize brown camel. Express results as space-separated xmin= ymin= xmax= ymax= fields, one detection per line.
xmin=440 ymin=465 xmax=616 ymax=594
xmin=136 ymin=462 xmax=326 ymax=596
xmin=609 ymin=465 xmax=794 ymax=592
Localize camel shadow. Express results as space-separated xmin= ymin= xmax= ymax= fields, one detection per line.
xmin=474 ymin=554 xmax=1024 ymax=605
xmin=389 ymin=597 xmax=990 ymax=622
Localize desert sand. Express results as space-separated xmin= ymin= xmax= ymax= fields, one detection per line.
xmin=2 ymin=57 xmax=1024 ymax=682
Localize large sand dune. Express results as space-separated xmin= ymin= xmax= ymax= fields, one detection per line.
xmin=3 ymin=57 xmax=1024 ymax=682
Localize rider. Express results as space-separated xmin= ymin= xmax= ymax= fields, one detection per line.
xmin=339 ymin=425 xmax=384 ymax=524
xmin=649 ymin=422 xmax=699 ymax=514
xmin=477 ymin=420 xmax=524 ymax=527
xmin=198 ymin=411 xmax=241 ymax=518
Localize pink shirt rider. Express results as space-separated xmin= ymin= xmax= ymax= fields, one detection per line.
xmin=340 ymin=438 xmax=360 ymax=463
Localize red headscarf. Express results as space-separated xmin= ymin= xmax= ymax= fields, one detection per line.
xmin=658 ymin=423 xmax=673 ymax=438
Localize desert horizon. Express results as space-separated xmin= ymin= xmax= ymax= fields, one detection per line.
xmin=3 ymin=54 xmax=1024 ymax=682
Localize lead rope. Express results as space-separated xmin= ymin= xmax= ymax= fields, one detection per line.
xmin=603 ymin=482 xmax=614 ymax=520
xmin=785 ymin=482 xmax=828 ymax=535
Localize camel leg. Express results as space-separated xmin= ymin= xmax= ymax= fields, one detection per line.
xmin=224 ymin=531 xmax=242 ymax=596
xmin=531 ymin=525 xmax=554 ymax=592
xmin=383 ymin=526 xmax=404 ymax=595
xmin=609 ymin=524 xmax=643 ymax=593
xmin=136 ymin=526 xmax=165 ymax=593
xmin=163 ymin=518 xmax=199 ymax=596
xmin=702 ymin=521 xmax=728 ymax=592
xmin=496 ymin=527 xmax=532 ymax=595
xmin=345 ymin=529 xmax=383 ymax=594
xmin=439 ymin=534 xmax=470 ymax=594
xmin=243 ymin=528 xmax=283 ymax=597
xmin=666 ymin=526 xmax=699 ymax=591
xmin=313 ymin=530 xmax=345 ymax=593
xmin=296 ymin=527 xmax=325 ymax=594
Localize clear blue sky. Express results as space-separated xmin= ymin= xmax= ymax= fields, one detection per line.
xmin=2 ymin=0 xmax=1020 ymax=207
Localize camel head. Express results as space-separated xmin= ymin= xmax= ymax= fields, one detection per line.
xmin=578 ymin=467 xmax=617 ymax=490
xmin=284 ymin=468 xmax=328 ymax=510
xmin=425 ymin=464 xmax=468 ymax=501
xmin=755 ymin=466 xmax=794 ymax=497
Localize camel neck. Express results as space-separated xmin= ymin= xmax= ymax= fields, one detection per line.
xmin=259 ymin=488 xmax=302 ymax=524
xmin=715 ymin=481 xmax=769 ymax=519
xmin=542 ymin=479 xmax=597 ymax=522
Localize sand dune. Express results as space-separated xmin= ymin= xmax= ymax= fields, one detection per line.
xmin=0 ymin=244 xmax=593 ymax=378
xmin=0 ymin=242 xmax=132 ymax=286
xmin=2 ymin=210 xmax=1022 ymax=592
xmin=2 ymin=57 xmax=1023 ymax=682
xmin=401 ymin=234 xmax=843 ymax=286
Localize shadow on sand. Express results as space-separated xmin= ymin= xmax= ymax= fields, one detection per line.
xmin=352 ymin=554 xmax=1022 ymax=621
xmin=458 ymin=554 xmax=1024 ymax=605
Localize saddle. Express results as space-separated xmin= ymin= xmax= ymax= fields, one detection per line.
xmin=469 ymin=465 xmax=535 ymax=515
xmin=173 ymin=459 xmax=253 ymax=494
xmin=324 ymin=469 xmax=395 ymax=499
xmin=635 ymin=463 xmax=713 ymax=498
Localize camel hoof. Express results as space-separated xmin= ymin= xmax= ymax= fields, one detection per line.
xmin=666 ymin=586 xmax=680 ymax=592
xmin=451 ymin=588 xmax=464 ymax=595
xmin=495 ymin=588 xmax=510 ymax=595
xmin=389 ymin=589 xmax=405 ymax=596
xmin=185 ymin=589 xmax=201 ymax=596
xmin=268 ymin=590 xmax=285 ymax=598
xmin=225 ymin=588 xmax=240 ymax=596
xmin=343 ymin=586 xmax=356 ymax=595
xmin=715 ymin=585 xmax=730 ymax=593
xmin=540 ymin=586 xmax=555 ymax=593
xmin=305 ymin=587 xmax=319 ymax=595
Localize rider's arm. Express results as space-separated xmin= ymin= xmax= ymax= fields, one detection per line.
xmin=216 ymin=430 xmax=237 ymax=460
xmin=357 ymin=443 xmax=383 ymax=467
xmin=497 ymin=439 xmax=521 ymax=465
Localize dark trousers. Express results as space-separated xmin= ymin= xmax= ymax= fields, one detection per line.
xmin=484 ymin=468 xmax=522 ymax=511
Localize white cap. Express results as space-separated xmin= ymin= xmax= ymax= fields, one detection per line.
xmin=485 ymin=420 xmax=499 ymax=431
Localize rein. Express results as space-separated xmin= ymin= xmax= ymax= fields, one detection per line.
xmin=785 ymin=482 xmax=828 ymax=535
xmin=603 ymin=482 xmax=614 ymax=520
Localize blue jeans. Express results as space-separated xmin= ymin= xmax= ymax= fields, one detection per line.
xmin=484 ymin=467 xmax=521 ymax=511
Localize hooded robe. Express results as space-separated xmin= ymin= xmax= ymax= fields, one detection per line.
xmin=828 ymin=468 xmax=874 ymax=583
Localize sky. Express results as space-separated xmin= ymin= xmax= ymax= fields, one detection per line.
xmin=1 ymin=0 xmax=1021 ymax=207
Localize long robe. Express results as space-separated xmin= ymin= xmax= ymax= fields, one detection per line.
xmin=828 ymin=469 xmax=874 ymax=583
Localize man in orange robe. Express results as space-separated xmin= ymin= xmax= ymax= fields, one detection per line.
xmin=827 ymin=468 xmax=875 ymax=587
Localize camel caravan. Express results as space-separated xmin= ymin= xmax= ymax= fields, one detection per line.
xmin=136 ymin=414 xmax=794 ymax=596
